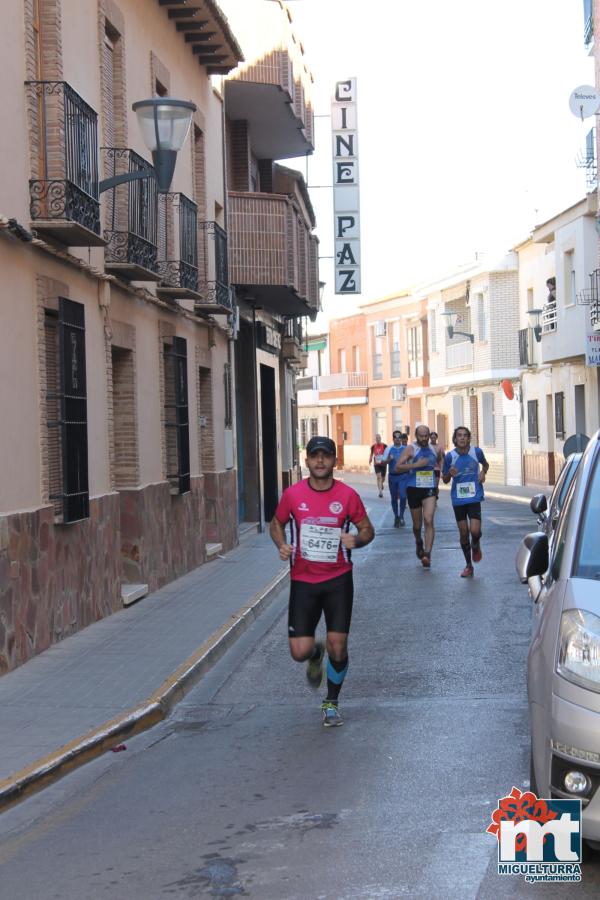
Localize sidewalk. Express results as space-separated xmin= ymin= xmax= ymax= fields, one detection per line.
xmin=0 ymin=530 xmax=288 ymax=812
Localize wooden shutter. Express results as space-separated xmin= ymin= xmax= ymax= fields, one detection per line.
xmin=58 ymin=297 xmax=89 ymax=522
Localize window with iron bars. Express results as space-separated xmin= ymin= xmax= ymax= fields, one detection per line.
xmin=45 ymin=298 xmax=89 ymax=523
xmin=164 ymin=337 xmax=190 ymax=494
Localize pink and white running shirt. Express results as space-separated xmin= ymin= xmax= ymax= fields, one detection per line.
xmin=274 ymin=479 xmax=367 ymax=583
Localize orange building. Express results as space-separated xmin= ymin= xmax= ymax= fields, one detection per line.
xmin=318 ymin=314 xmax=369 ymax=469
xmin=362 ymin=291 xmax=432 ymax=446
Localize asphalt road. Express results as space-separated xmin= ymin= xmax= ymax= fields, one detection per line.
xmin=1 ymin=480 xmax=599 ymax=898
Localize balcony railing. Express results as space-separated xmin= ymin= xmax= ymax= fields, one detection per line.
xmin=195 ymin=221 xmax=232 ymax=314
xmin=590 ymin=269 xmax=600 ymax=331
xmin=25 ymin=81 xmax=103 ymax=246
xmin=390 ymin=350 xmax=401 ymax=378
xmin=228 ymin=192 xmax=319 ymax=316
xmin=102 ymin=148 xmax=159 ymax=280
xmin=372 ymin=353 xmax=383 ymax=380
xmin=318 ymin=372 xmax=367 ymax=391
xmin=445 ymin=341 xmax=473 ymax=370
xmin=157 ymin=192 xmax=199 ymax=300
xmin=541 ymin=301 xmax=557 ymax=333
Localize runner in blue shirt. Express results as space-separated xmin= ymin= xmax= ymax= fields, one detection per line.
xmin=382 ymin=431 xmax=408 ymax=526
xmin=395 ymin=424 xmax=442 ymax=568
xmin=442 ymin=425 xmax=490 ymax=578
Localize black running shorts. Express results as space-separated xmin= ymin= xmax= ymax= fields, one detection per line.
xmin=288 ymin=571 xmax=354 ymax=638
xmin=406 ymin=486 xmax=437 ymax=509
xmin=453 ymin=502 xmax=482 ymax=522
xmin=374 ymin=464 xmax=386 ymax=476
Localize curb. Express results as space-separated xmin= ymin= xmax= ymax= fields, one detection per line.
xmin=0 ymin=567 xmax=290 ymax=814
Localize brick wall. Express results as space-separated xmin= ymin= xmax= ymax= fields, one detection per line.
xmin=490 ymin=271 xmax=520 ymax=369
xmin=229 ymin=120 xmax=251 ymax=192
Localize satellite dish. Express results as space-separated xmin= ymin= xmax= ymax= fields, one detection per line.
xmin=563 ymin=433 xmax=589 ymax=456
xmin=569 ymin=85 xmax=600 ymax=120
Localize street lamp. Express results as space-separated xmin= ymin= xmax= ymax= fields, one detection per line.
xmin=441 ymin=310 xmax=474 ymax=343
xmin=99 ymin=98 xmax=196 ymax=194
xmin=526 ymin=308 xmax=543 ymax=342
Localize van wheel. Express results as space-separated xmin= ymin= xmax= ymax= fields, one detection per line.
xmin=529 ymin=748 xmax=538 ymax=796
xmin=585 ymin=840 xmax=600 ymax=854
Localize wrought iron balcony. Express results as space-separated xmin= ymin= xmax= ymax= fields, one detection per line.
xmin=102 ymin=148 xmax=159 ymax=280
xmin=25 ymin=81 xmax=103 ymax=246
xmin=156 ymin=192 xmax=199 ymax=300
xmin=195 ymin=221 xmax=233 ymax=314
xmin=282 ymin=318 xmax=305 ymax=365
xmin=591 ymin=269 xmax=600 ymax=331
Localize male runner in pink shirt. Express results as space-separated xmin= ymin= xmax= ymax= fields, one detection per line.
xmin=270 ymin=436 xmax=374 ymax=726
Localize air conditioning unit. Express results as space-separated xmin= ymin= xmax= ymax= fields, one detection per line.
xmin=374 ymin=319 xmax=387 ymax=337
xmin=391 ymin=385 xmax=407 ymax=401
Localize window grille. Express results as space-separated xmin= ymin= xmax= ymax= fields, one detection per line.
xmin=164 ymin=336 xmax=190 ymax=494
xmin=554 ymin=392 xmax=565 ymax=439
xmin=46 ymin=298 xmax=89 ymax=523
xmin=527 ymin=400 xmax=539 ymax=443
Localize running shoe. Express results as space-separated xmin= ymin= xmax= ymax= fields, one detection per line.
xmin=421 ymin=555 xmax=431 ymax=568
xmin=415 ymin=541 xmax=424 ymax=559
xmin=378 ymin=491 xmax=383 ymax=498
xmin=321 ymin=701 xmax=344 ymax=727
xmin=399 ymin=517 xmax=405 ymax=526
xmin=394 ymin=516 xmax=400 ymax=528
xmin=460 ymin=565 xmax=474 ymax=578
xmin=306 ymin=641 xmax=325 ymax=689
xmin=472 ymin=542 xmax=482 ymax=563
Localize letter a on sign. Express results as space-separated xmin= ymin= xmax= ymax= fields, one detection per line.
xmin=332 ymin=77 xmax=360 ymax=295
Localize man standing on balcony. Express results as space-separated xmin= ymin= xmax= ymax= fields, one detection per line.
xmin=270 ymin=436 xmax=374 ymax=727
xmin=369 ymin=433 xmax=387 ymax=497
xmin=442 ymin=426 xmax=489 ymax=578
xmin=395 ymin=425 xmax=442 ymax=566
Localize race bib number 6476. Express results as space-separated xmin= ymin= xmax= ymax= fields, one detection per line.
xmin=300 ymin=524 xmax=341 ymax=563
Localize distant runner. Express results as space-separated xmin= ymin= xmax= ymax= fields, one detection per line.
xmin=270 ymin=436 xmax=375 ymax=726
xmin=442 ymin=426 xmax=489 ymax=577
xmin=396 ymin=424 xmax=442 ymax=567
xmin=369 ymin=433 xmax=387 ymax=497
xmin=382 ymin=431 xmax=408 ymax=527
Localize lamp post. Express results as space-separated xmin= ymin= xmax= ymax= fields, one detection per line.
xmin=99 ymin=98 xmax=196 ymax=194
xmin=526 ymin=308 xmax=543 ymax=342
xmin=441 ymin=310 xmax=474 ymax=343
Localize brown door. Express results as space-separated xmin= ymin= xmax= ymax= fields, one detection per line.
xmin=336 ymin=412 xmax=345 ymax=468
xmin=469 ymin=395 xmax=479 ymax=445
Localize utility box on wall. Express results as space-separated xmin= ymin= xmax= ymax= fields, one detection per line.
xmin=224 ymin=428 xmax=234 ymax=469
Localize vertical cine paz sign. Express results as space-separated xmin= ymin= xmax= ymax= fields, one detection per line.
xmin=332 ymin=78 xmax=360 ymax=294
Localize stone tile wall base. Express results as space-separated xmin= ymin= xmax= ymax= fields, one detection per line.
xmin=0 ymin=495 xmax=121 ymax=674
xmin=119 ymin=476 xmax=207 ymax=592
xmin=203 ymin=470 xmax=238 ymax=551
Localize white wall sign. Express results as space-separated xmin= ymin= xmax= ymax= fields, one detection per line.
xmin=332 ymin=78 xmax=361 ymax=294
xmin=585 ymin=329 xmax=600 ymax=366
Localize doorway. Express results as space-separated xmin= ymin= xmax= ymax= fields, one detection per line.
xmin=260 ymin=364 xmax=278 ymax=522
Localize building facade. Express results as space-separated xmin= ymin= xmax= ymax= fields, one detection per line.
xmin=296 ymin=332 xmax=331 ymax=453
xmin=516 ymin=195 xmax=600 ymax=485
xmin=220 ymin=0 xmax=319 ymax=525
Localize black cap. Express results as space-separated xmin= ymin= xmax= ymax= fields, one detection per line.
xmin=306 ymin=436 xmax=336 ymax=456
